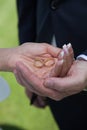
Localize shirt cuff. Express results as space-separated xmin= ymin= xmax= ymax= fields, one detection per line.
xmin=77 ymin=54 xmax=87 ymax=61
xmin=77 ymin=54 xmax=87 ymax=91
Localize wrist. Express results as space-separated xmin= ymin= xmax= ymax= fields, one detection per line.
xmin=0 ymin=48 xmax=16 ymax=72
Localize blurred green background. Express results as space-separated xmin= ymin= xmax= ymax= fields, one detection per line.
xmin=0 ymin=1 xmax=59 ymax=130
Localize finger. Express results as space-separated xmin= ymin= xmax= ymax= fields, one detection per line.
xmin=23 ymin=73 xmax=68 ymax=101
xmin=33 ymin=96 xmax=47 ymax=108
xmin=14 ymin=70 xmax=41 ymax=103
xmin=16 ymin=61 xmax=61 ymax=98
xmin=14 ymin=68 xmax=36 ymax=93
xmin=16 ymin=69 xmax=43 ymax=96
xmin=63 ymin=43 xmax=74 ymax=73
xmin=44 ymin=76 xmax=79 ymax=94
xmin=14 ymin=67 xmax=44 ymax=97
xmin=47 ymin=44 xmax=61 ymax=57
xmin=25 ymin=88 xmax=33 ymax=99
xmin=60 ymin=44 xmax=74 ymax=77
xmin=57 ymin=48 xmax=69 ymax=77
xmin=67 ymin=43 xmax=74 ymax=67
xmin=25 ymin=88 xmax=41 ymax=107
xmin=47 ymin=50 xmax=64 ymax=78
xmin=25 ymin=88 xmax=39 ymax=106
xmin=25 ymin=74 xmax=67 ymax=101
xmin=14 ymin=69 xmax=23 ymax=86
xmin=15 ymin=68 xmax=41 ymax=104
xmin=60 ymin=44 xmax=69 ymax=76
xmin=16 ymin=62 xmax=44 ymax=94
xmin=25 ymin=89 xmax=42 ymax=107
xmin=48 ymin=59 xmax=64 ymax=77
xmin=67 ymin=43 xmax=74 ymax=60
xmin=14 ymin=65 xmax=62 ymax=100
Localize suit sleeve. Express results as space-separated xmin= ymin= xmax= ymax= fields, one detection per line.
xmin=76 ymin=49 xmax=87 ymax=61
xmin=82 ymin=50 xmax=87 ymax=56
xmin=16 ymin=0 xmax=37 ymax=44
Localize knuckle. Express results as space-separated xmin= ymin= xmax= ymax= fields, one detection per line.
xmin=42 ymin=43 xmax=48 ymax=46
xmin=51 ymin=93 xmax=63 ymax=101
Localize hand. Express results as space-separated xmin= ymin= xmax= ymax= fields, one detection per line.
xmin=12 ymin=42 xmax=61 ymax=108
xmin=14 ymin=43 xmax=74 ymax=99
xmin=12 ymin=43 xmax=61 ymax=94
xmin=13 ymin=43 xmax=61 ymax=75
xmin=47 ymin=44 xmax=74 ymax=77
xmin=8 ymin=43 xmax=61 ymax=72
xmin=44 ymin=59 xmax=87 ymax=100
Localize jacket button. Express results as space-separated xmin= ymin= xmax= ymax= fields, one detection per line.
xmin=50 ymin=0 xmax=59 ymax=10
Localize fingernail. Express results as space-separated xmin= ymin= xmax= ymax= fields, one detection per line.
xmin=62 ymin=44 xmax=66 ymax=48
xmin=44 ymin=79 xmax=51 ymax=87
xmin=58 ymin=51 xmax=64 ymax=59
xmin=63 ymin=44 xmax=69 ymax=54
xmin=67 ymin=43 xmax=72 ymax=49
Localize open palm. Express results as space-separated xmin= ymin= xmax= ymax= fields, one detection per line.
xmin=17 ymin=43 xmax=60 ymax=78
xmin=14 ymin=43 xmax=74 ymax=101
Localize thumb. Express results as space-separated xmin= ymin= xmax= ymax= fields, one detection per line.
xmin=44 ymin=76 xmax=78 ymax=92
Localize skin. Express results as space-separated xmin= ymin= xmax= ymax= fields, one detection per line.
xmin=14 ymin=51 xmax=87 ymax=103
xmin=12 ymin=43 xmax=61 ymax=98
xmin=0 ymin=43 xmax=61 ymax=72
xmin=0 ymin=42 xmax=64 ymax=107
xmin=44 ymin=59 xmax=87 ymax=100
xmin=14 ymin=43 xmax=74 ymax=107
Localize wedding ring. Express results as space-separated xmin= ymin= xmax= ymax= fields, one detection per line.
xmin=44 ymin=58 xmax=55 ymax=67
xmin=34 ymin=57 xmax=55 ymax=68
xmin=34 ymin=58 xmax=44 ymax=68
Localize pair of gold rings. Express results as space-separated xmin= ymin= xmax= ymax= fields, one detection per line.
xmin=34 ymin=57 xmax=55 ymax=68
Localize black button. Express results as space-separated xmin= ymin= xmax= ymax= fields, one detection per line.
xmin=50 ymin=0 xmax=60 ymax=10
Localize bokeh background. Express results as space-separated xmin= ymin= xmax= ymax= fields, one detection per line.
xmin=0 ymin=1 xmax=59 ymax=130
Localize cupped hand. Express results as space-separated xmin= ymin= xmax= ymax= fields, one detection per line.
xmin=14 ymin=43 xmax=74 ymax=100
xmin=13 ymin=43 xmax=61 ymax=96
xmin=12 ymin=43 xmax=61 ymax=78
xmin=44 ymin=59 xmax=87 ymax=100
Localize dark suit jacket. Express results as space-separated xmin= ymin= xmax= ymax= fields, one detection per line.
xmin=17 ymin=0 xmax=87 ymax=57
xmin=16 ymin=1 xmax=87 ymax=130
